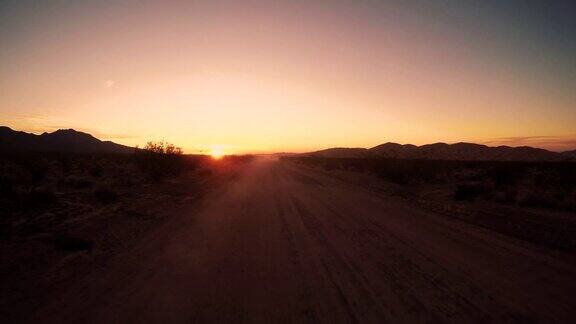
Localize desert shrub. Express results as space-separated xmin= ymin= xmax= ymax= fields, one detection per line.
xmin=24 ymin=188 xmax=57 ymax=208
xmin=453 ymin=183 xmax=489 ymax=201
xmin=61 ymin=176 xmax=93 ymax=189
xmin=322 ymin=161 xmax=338 ymax=171
xmin=21 ymin=159 xmax=49 ymax=183
xmin=374 ymin=166 xmax=411 ymax=184
xmin=134 ymin=141 xmax=186 ymax=181
xmin=517 ymin=190 xmax=558 ymax=209
xmin=371 ymin=160 xmax=422 ymax=185
xmin=74 ymin=178 xmax=93 ymax=189
xmin=0 ymin=163 xmax=20 ymax=193
xmin=564 ymin=193 xmax=576 ymax=212
xmin=343 ymin=161 xmax=365 ymax=172
xmin=5 ymin=154 xmax=50 ymax=183
xmin=89 ymin=165 xmax=103 ymax=177
xmin=492 ymin=188 xmax=517 ymax=204
xmin=288 ymin=157 xmax=576 ymax=211
xmin=57 ymin=156 xmax=72 ymax=175
xmin=0 ymin=178 xmax=18 ymax=209
xmin=0 ymin=178 xmax=15 ymax=197
xmin=94 ymin=187 xmax=118 ymax=204
xmin=486 ymin=165 xmax=523 ymax=186
xmin=49 ymin=234 xmax=93 ymax=252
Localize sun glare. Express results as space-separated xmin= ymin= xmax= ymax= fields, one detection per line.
xmin=210 ymin=146 xmax=225 ymax=159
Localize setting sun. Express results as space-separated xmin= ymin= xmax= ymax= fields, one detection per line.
xmin=209 ymin=146 xmax=225 ymax=159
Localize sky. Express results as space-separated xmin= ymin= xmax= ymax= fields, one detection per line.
xmin=1 ymin=0 xmax=575 ymax=153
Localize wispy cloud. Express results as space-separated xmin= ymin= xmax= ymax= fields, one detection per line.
xmin=484 ymin=136 xmax=576 ymax=152
xmin=104 ymin=80 xmax=115 ymax=88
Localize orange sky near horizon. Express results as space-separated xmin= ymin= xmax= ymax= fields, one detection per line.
xmin=1 ymin=0 xmax=575 ymax=153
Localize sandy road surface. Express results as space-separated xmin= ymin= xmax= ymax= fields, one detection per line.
xmin=31 ymin=158 xmax=576 ymax=323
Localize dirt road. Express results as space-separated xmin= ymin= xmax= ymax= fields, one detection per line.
xmin=31 ymin=158 xmax=576 ymax=323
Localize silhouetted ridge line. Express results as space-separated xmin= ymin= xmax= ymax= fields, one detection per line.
xmin=305 ymin=142 xmax=572 ymax=161
xmin=562 ymin=149 xmax=576 ymax=159
xmin=0 ymin=126 xmax=134 ymax=153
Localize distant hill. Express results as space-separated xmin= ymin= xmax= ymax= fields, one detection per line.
xmin=307 ymin=147 xmax=369 ymax=158
xmin=563 ymin=149 xmax=576 ymax=159
xmin=370 ymin=142 xmax=418 ymax=159
xmin=0 ymin=126 xmax=135 ymax=154
xmin=304 ymin=142 xmax=571 ymax=161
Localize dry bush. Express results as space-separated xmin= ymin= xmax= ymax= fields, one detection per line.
xmin=89 ymin=165 xmax=103 ymax=177
xmin=48 ymin=234 xmax=93 ymax=252
xmin=94 ymin=187 xmax=118 ymax=204
xmin=289 ymin=156 xmax=576 ymax=212
xmin=23 ymin=188 xmax=57 ymax=209
xmin=453 ymin=183 xmax=490 ymax=201
xmin=134 ymin=141 xmax=187 ymax=181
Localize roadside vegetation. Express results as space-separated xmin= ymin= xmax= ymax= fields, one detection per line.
xmin=287 ymin=157 xmax=576 ymax=211
xmin=134 ymin=141 xmax=188 ymax=181
xmin=0 ymin=144 xmax=253 ymax=321
xmin=286 ymin=157 xmax=576 ymax=250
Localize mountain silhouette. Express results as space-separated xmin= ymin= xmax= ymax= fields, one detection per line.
xmin=0 ymin=126 xmax=134 ymax=153
xmin=305 ymin=147 xmax=369 ymax=158
xmin=306 ymin=142 xmax=571 ymax=161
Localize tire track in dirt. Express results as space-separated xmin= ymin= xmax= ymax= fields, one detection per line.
xmin=286 ymin=185 xmax=390 ymax=323
xmin=316 ymin=197 xmax=498 ymax=322
xmin=270 ymin=165 xmax=319 ymax=323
